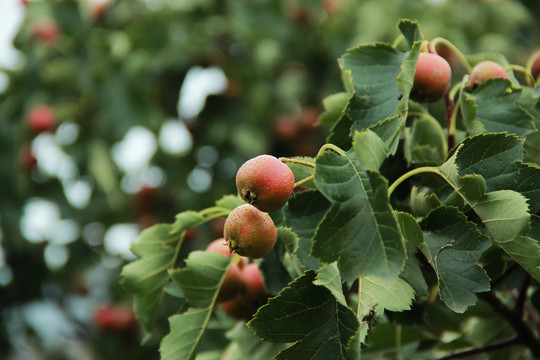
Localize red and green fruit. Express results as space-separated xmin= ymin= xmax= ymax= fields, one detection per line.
xmin=240 ymin=263 xmax=267 ymax=303
xmin=224 ymin=204 xmax=277 ymax=259
xmin=467 ymin=60 xmax=509 ymax=90
xmin=236 ymin=154 xmax=295 ymax=212
xmin=206 ymin=238 xmax=248 ymax=268
xmin=410 ymin=52 xmax=452 ymax=102
xmin=26 ymin=105 xmax=56 ymax=133
xmin=206 ymin=238 xmax=246 ymax=302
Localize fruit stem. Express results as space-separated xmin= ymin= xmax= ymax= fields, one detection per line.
xmin=444 ymin=92 xmax=456 ymax=151
xmin=279 ymin=157 xmax=315 ymax=168
xmin=504 ymin=64 xmax=535 ymax=87
xmin=294 ymin=175 xmax=314 ymax=188
xmin=430 ymin=37 xmax=472 ymax=72
xmin=199 ymin=206 xmax=231 ymax=218
xmin=387 ymin=166 xmax=441 ymax=198
xmin=392 ymin=34 xmax=404 ymax=48
xmin=317 ymin=143 xmax=346 ymax=157
xmin=408 ymin=112 xmax=448 ymax=152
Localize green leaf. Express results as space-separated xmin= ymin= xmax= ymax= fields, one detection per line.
xmin=312 ymin=149 xmax=406 ymax=284
xmin=460 ymin=78 xmax=536 ymax=138
xmin=226 ymin=323 xmax=286 ymax=360
xmin=340 ymin=44 xmax=408 ymax=131
xmin=438 ymin=143 xmax=537 ymax=280
xmin=404 ymin=113 xmax=447 ymax=165
xmin=160 ymin=251 xmax=233 ymax=360
xmin=355 ymin=275 xmax=415 ymax=345
xmin=273 ymin=190 xmax=331 ymax=271
xmin=455 ymin=133 xmax=540 ymax=213
xmin=352 ymin=129 xmax=388 ymax=171
xmin=313 ymin=263 xmax=347 ymax=307
xmin=283 ymin=156 xmax=316 ymax=190
xmin=318 ymin=92 xmax=350 ymax=126
xmin=214 ymin=195 xmax=245 ymax=211
xmin=260 ymin=227 xmax=303 ymax=295
xmin=336 ymin=20 xmax=421 ymax=153
xmin=401 ymin=242 xmax=429 ymax=299
xmin=398 ymin=19 xmax=423 ymax=47
xmin=358 ymin=276 xmax=415 ymax=314
xmin=120 ymin=223 xmax=186 ymax=333
xmin=248 ymin=271 xmax=358 ymax=360
xmin=120 ymin=195 xmax=237 ymax=334
xmin=396 ymin=211 xmax=423 ymax=247
xmin=422 ymin=206 xmax=490 ymax=313
xmin=409 ymin=187 xmax=441 ymax=218
xmin=501 ymin=215 xmax=540 ymax=281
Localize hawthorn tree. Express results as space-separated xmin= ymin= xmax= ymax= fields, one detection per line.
xmin=120 ymin=20 xmax=540 ymax=360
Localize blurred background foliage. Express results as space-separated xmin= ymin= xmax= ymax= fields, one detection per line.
xmin=0 ymin=0 xmax=539 ymax=359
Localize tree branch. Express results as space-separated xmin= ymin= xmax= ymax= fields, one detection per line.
xmin=437 ymin=337 xmax=519 ymax=360
xmin=478 ymin=292 xmax=540 ymax=357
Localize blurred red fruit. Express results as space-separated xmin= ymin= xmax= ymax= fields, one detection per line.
xmin=94 ymin=305 xmax=137 ymax=332
xmin=18 ymin=145 xmax=37 ymax=170
xmin=240 ymin=263 xmax=267 ymax=303
xmin=30 ymin=21 xmax=59 ymax=45
xmin=26 ymin=105 xmax=56 ymax=133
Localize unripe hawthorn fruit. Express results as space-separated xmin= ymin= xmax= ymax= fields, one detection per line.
xmin=224 ymin=204 xmax=277 ymax=259
xmin=410 ymin=52 xmax=452 ymax=103
xmin=467 ymin=61 xmax=509 ymax=91
xmin=26 ymin=105 xmax=56 ymax=133
xmin=236 ymin=154 xmax=295 ymax=212
xmin=240 ymin=263 xmax=267 ymax=303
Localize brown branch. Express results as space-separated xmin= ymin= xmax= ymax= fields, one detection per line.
xmin=478 ymin=292 xmax=540 ymax=357
xmin=437 ymin=337 xmax=519 ymax=360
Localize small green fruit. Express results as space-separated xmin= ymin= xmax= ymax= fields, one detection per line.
xmin=236 ymin=154 xmax=295 ymax=212
xmin=410 ymin=52 xmax=452 ymax=103
xmin=224 ymin=204 xmax=277 ymax=259
xmin=467 ymin=61 xmax=509 ymax=91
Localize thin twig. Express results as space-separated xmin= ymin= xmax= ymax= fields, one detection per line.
xmin=478 ymin=292 xmax=540 ymax=357
xmin=437 ymin=337 xmax=519 ymax=360
xmin=490 ymin=262 xmax=519 ymax=289
xmin=513 ymin=275 xmax=531 ymax=318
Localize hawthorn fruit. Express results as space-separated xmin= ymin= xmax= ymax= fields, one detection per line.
xmin=410 ymin=52 xmax=452 ymax=102
xmin=240 ymin=263 xmax=267 ymax=303
xmin=94 ymin=305 xmax=137 ymax=332
xmin=206 ymin=238 xmax=245 ymax=302
xmin=26 ymin=105 xmax=56 ymax=133
xmin=30 ymin=21 xmax=59 ymax=45
xmin=224 ymin=204 xmax=277 ymax=259
xmin=467 ymin=60 xmax=509 ymax=90
xmin=236 ymin=154 xmax=295 ymax=212
xmin=206 ymin=238 xmax=248 ymax=268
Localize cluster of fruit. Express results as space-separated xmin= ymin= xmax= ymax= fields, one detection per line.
xmin=411 ymin=42 xmax=540 ymax=103
xmin=224 ymin=154 xmax=295 ymax=259
xmin=202 ymin=155 xmax=295 ymax=319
